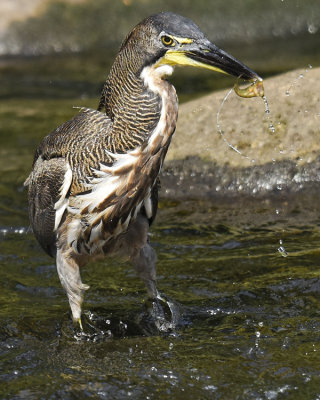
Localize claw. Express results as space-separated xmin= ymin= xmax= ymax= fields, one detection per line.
xmin=76 ymin=317 xmax=83 ymax=331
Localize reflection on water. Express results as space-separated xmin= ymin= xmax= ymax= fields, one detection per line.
xmin=1 ymin=188 xmax=320 ymax=398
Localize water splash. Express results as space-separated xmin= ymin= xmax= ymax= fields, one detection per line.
xmin=262 ymin=95 xmax=275 ymax=133
xmin=216 ymin=87 xmax=275 ymax=162
xmin=274 ymin=211 xmax=288 ymax=257
xmin=0 ymin=226 xmax=29 ymax=236
xmin=285 ymin=65 xmax=312 ymax=96
xmin=278 ymin=239 xmax=288 ymax=257
xmin=216 ymin=88 xmax=254 ymax=162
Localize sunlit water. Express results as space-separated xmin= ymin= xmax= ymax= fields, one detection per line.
xmin=2 ymin=185 xmax=320 ymax=399
xmin=1 ymin=64 xmax=320 ymax=399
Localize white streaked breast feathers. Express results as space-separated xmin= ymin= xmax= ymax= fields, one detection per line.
xmin=54 ymin=164 xmax=72 ymax=231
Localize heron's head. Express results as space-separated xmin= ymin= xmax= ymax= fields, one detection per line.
xmin=120 ymin=12 xmax=262 ymax=84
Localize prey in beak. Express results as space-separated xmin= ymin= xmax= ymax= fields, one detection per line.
xmin=158 ymin=35 xmax=264 ymax=98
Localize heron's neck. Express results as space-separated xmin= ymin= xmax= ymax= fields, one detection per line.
xmin=139 ymin=64 xmax=179 ymax=156
xmin=98 ymin=53 xmax=178 ymax=153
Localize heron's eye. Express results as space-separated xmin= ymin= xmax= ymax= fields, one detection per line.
xmin=161 ymin=35 xmax=174 ymax=46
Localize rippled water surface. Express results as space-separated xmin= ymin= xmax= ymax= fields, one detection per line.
xmin=2 ymin=179 xmax=320 ymax=399
xmin=1 ymin=88 xmax=320 ymax=398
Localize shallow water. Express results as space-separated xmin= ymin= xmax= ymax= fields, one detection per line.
xmin=2 ymin=90 xmax=320 ymax=399
xmin=2 ymin=173 xmax=320 ymax=398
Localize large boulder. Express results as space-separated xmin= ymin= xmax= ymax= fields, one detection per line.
xmin=162 ymin=67 xmax=320 ymax=198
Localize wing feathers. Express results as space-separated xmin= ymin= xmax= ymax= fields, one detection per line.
xmin=27 ymin=157 xmax=71 ymax=257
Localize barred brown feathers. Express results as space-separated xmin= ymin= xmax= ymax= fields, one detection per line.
xmin=25 ymin=12 xmax=261 ymax=323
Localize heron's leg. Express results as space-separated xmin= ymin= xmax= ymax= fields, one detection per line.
xmin=130 ymin=241 xmax=158 ymax=298
xmin=130 ymin=240 xmax=177 ymax=331
xmin=56 ymin=249 xmax=89 ymax=327
xmin=124 ymin=214 xmax=158 ymax=298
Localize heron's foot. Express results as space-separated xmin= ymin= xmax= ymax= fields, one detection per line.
xmin=69 ymin=312 xmax=113 ymax=342
xmin=70 ymin=316 xmax=88 ymax=340
xmin=74 ymin=317 xmax=84 ymax=331
xmin=145 ymin=293 xmax=179 ymax=332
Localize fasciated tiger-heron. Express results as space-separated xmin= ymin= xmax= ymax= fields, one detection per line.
xmin=25 ymin=12 xmax=263 ymax=327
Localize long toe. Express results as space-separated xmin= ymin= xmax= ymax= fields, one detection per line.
xmin=147 ymin=294 xmax=179 ymax=332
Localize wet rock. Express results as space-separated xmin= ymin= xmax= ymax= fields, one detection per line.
xmin=162 ymin=67 xmax=320 ymax=198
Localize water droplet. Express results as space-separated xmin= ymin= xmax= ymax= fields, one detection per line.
xmin=285 ymin=66 xmax=311 ymax=96
xmin=262 ymin=95 xmax=276 ymax=134
xmin=269 ymin=123 xmax=275 ymax=133
xmin=308 ymin=24 xmax=318 ymax=34
xmin=263 ymin=96 xmax=270 ymax=113
xmin=278 ymin=246 xmax=288 ymax=257
xmin=204 ymin=385 xmax=218 ymax=391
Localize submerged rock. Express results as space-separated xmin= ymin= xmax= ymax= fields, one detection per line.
xmin=162 ymin=67 xmax=320 ymax=198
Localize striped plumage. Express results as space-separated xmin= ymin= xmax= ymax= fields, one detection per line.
xmin=25 ymin=12 xmax=261 ymax=326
